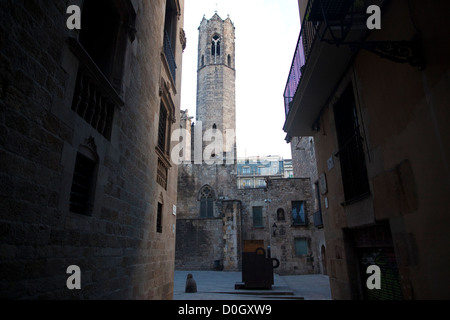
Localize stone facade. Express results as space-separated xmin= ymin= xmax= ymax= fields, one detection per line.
xmin=0 ymin=0 xmax=185 ymax=299
xmin=176 ymin=160 xmax=240 ymax=271
xmin=175 ymin=14 xmax=325 ymax=275
xmin=285 ymin=0 xmax=450 ymax=299
xmin=196 ymin=13 xmax=236 ymax=157
xmin=237 ymin=178 xmax=324 ymax=275
xmin=290 ymin=136 xmax=318 ymax=180
xmin=175 ymin=13 xmax=240 ymax=272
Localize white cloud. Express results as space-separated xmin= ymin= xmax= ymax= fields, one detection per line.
xmin=180 ymin=0 xmax=300 ymax=159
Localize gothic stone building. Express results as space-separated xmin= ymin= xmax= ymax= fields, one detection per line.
xmin=0 ymin=0 xmax=185 ymax=299
xmin=175 ymin=13 xmax=326 ymax=275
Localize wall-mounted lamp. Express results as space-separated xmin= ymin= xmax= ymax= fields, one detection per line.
xmin=272 ymin=223 xmax=278 ymax=236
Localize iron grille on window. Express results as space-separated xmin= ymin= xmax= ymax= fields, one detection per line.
xmin=164 ymin=31 xmax=177 ymax=82
xmin=164 ymin=0 xmax=178 ymax=82
xmin=157 ymin=158 xmax=168 ymax=190
xmin=158 ymin=103 xmax=168 ymax=153
xmin=70 ymin=153 xmax=96 ymax=215
xmin=334 ymin=85 xmax=370 ymax=204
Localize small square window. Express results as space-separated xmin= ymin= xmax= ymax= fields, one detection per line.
xmin=253 ymin=206 xmax=264 ymax=228
xmin=295 ymin=238 xmax=308 ymax=256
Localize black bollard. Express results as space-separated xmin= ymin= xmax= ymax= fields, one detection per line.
xmin=185 ymin=273 xmax=197 ymax=293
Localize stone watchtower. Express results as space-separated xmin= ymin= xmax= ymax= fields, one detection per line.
xmin=176 ymin=13 xmax=241 ymax=272
xmin=196 ymin=13 xmax=236 ymax=160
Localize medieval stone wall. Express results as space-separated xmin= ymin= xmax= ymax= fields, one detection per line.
xmin=175 ymin=161 xmax=240 ymax=271
xmin=237 ymin=178 xmax=323 ymax=275
xmin=0 ymin=0 xmax=184 ymax=299
xmin=175 ymin=13 xmax=325 ymax=276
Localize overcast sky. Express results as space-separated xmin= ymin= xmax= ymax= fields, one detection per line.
xmin=180 ymin=0 xmax=300 ymax=159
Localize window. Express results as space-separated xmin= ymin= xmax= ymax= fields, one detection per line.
xmin=334 ymin=85 xmax=370 ymax=204
xmin=156 ymin=158 xmax=168 ymax=190
xmin=156 ymin=83 xmax=175 ymax=189
xmin=69 ymin=152 xmax=97 ymax=215
xmin=277 ymin=208 xmax=285 ymax=221
xmin=71 ymin=0 xmax=135 ymax=140
xmin=242 ymin=167 xmax=250 ymax=175
xmin=253 ymin=206 xmax=264 ymax=228
xmin=258 ymin=180 xmax=266 ymax=188
xmin=211 ymin=35 xmax=221 ymax=63
xmin=199 ymin=185 xmax=214 ymax=218
xmin=156 ymin=99 xmax=172 ymax=189
xmin=163 ymin=0 xmax=179 ymax=82
xmin=294 ymin=238 xmax=308 ymax=256
xmin=201 ymin=55 xmax=205 ymax=67
xmin=227 ymin=54 xmax=231 ymax=66
xmin=292 ymin=201 xmax=306 ymax=226
xmin=243 ymin=179 xmax=252 ymax=188
xmin=156 ymin=202 xmax=163 ymax=233
xmin=164 ymin=0 xmax=178 ymax=49
xmin=78 ymin=0 xmax=135 ymax=86
xmin=158 ymin=102 xmax=169 ymax=154
xmin=257 ymin=167 xmax=265 ymax=175
xmin=79 ymin=0 xmax=120 ymax=80
xmin=71 ymin=73 xmax=116 ymax=140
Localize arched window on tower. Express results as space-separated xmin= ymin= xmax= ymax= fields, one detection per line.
xmin=211 ymin=35 xmax=220 ymax=63
xmin=227 ymin=54 xmax=231 ymax=67
xmin=199 ymin=185 xmax=215 ymax=218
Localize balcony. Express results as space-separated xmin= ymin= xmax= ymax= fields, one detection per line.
xmin=283 ymin=0 xmax=383 ymax=137
xmin=69 ymin=38 xmax=125 ymax=141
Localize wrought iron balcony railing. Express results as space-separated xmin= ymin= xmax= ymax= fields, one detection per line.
xmin=283 ymin=0 xmax=409 ymax=121
xmin=283 ymin=0 xmax=319 ymax=118
xmin=164 ymin=31 xmax=177 ymax=82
